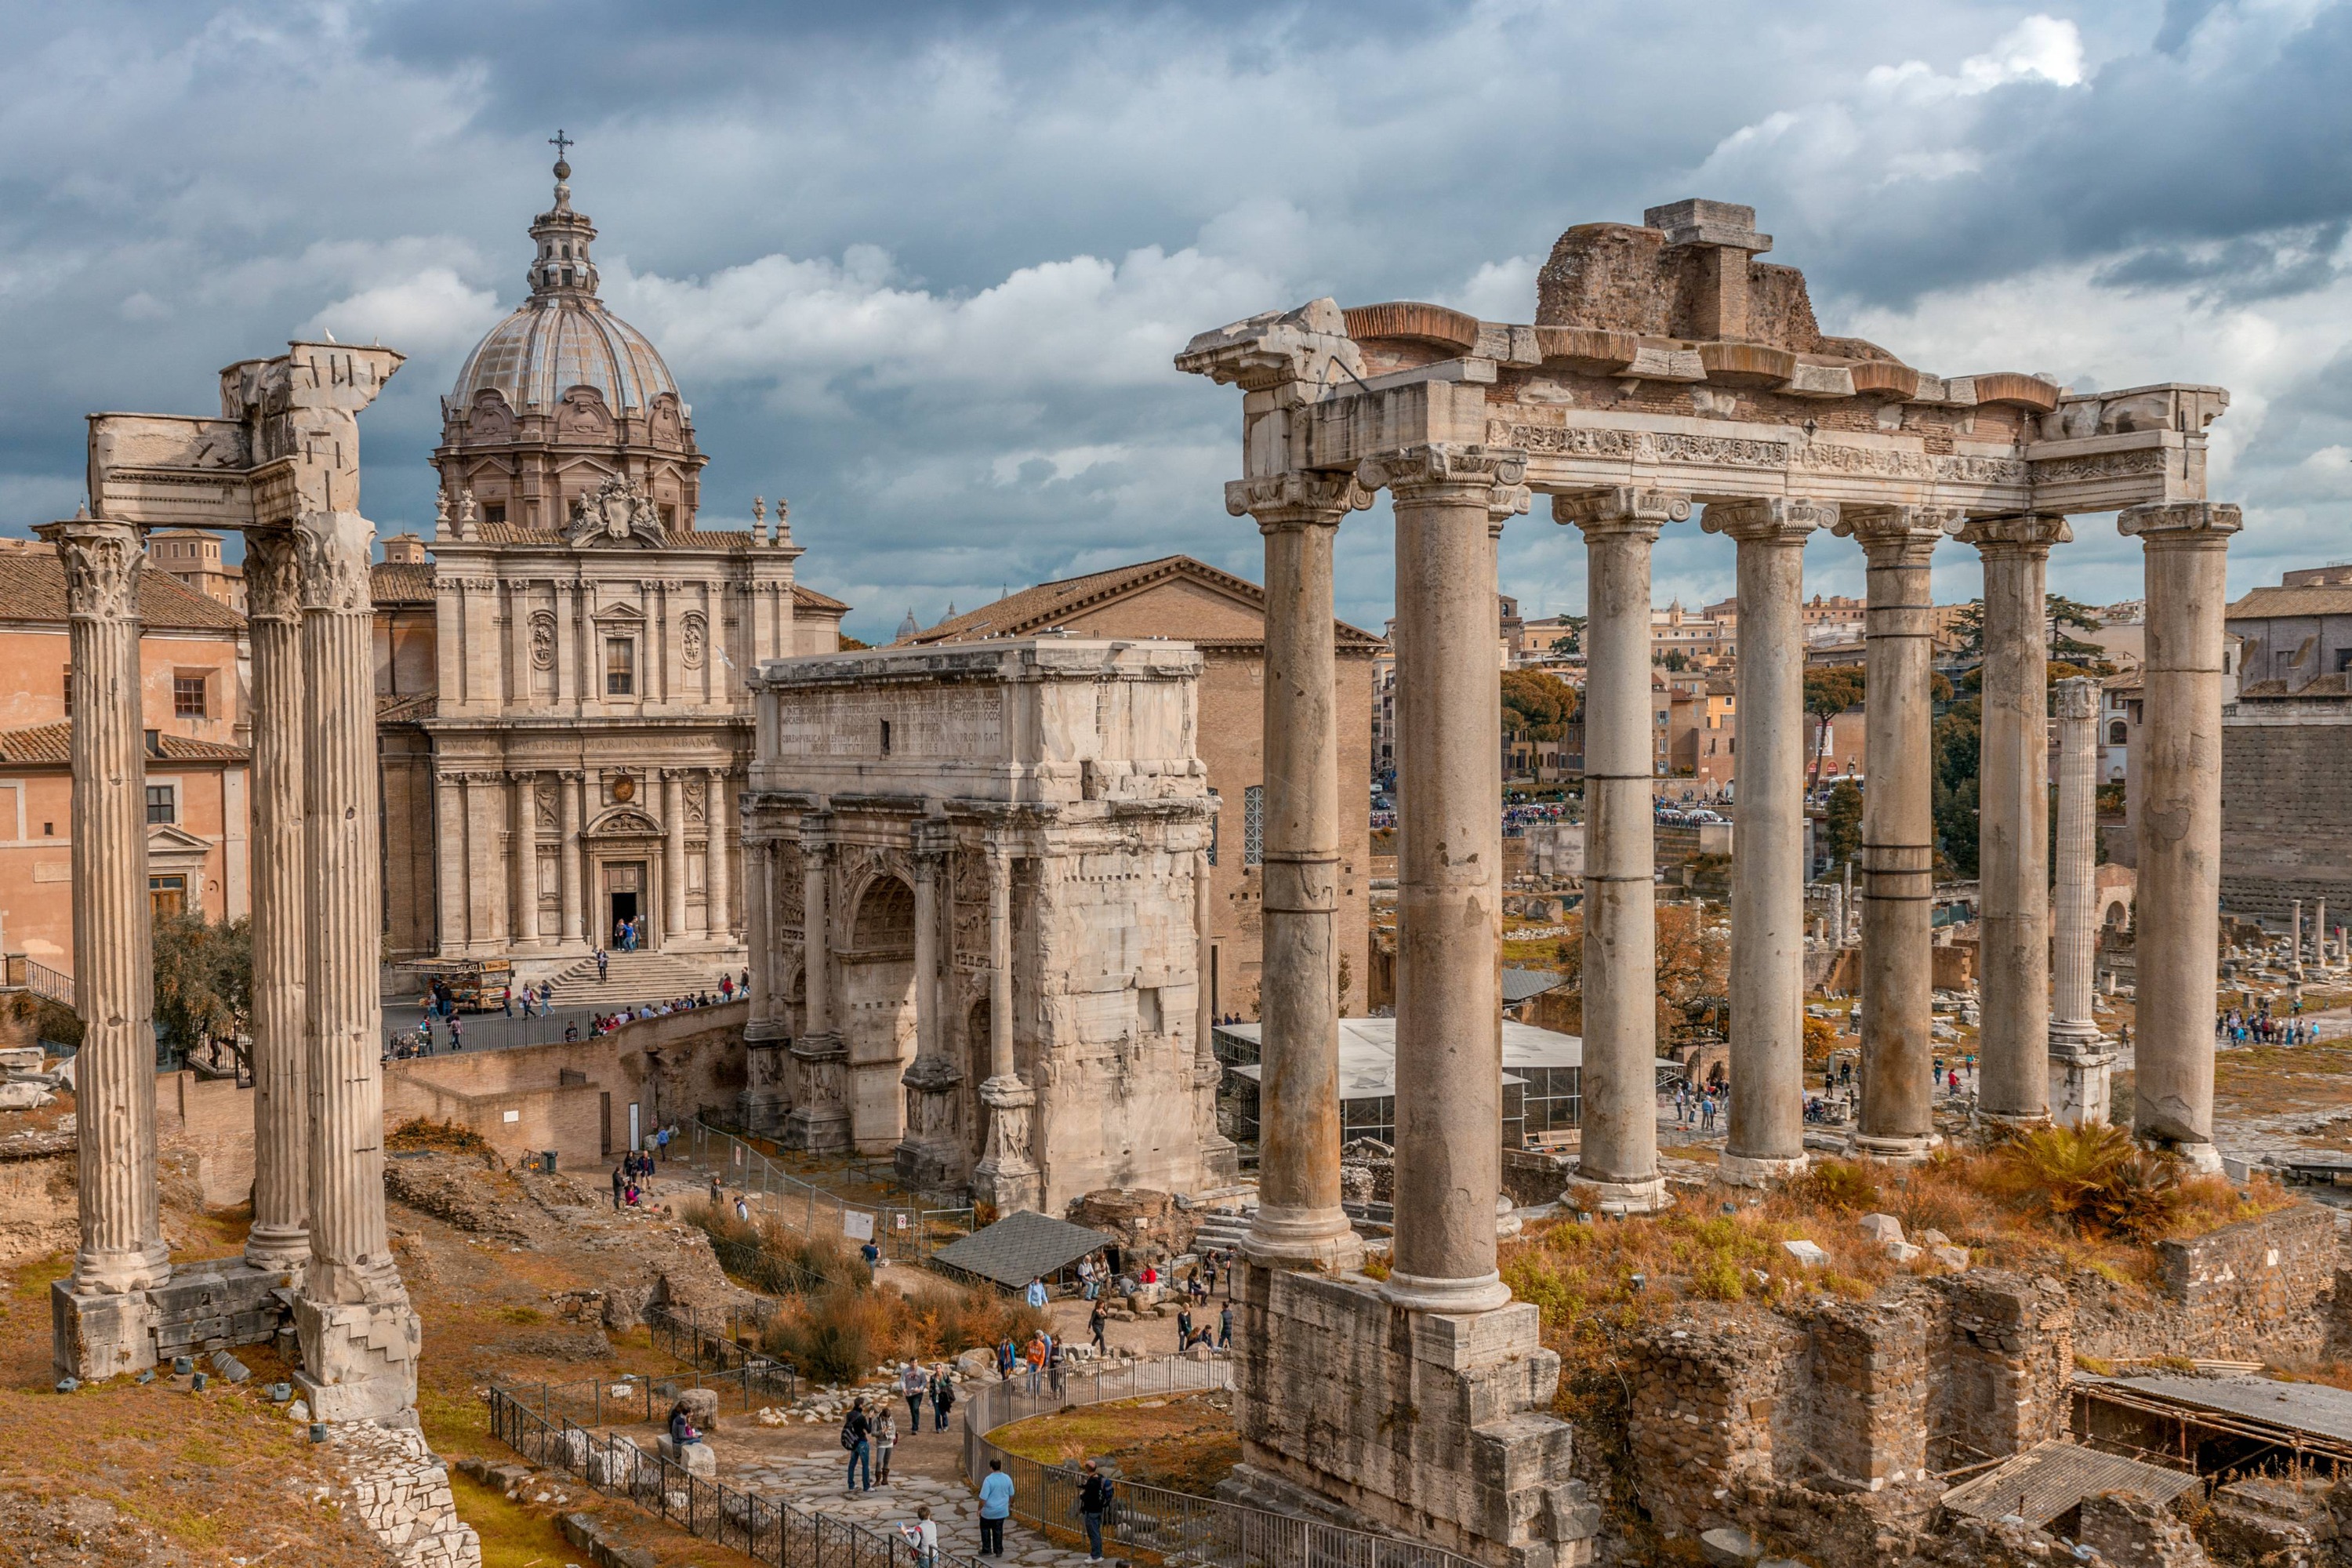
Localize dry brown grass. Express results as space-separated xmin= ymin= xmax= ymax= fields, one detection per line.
xmin=989 ymin=1391 xmax=1240 ymax=1493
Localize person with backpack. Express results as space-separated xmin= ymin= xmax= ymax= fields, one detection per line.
xmin=1077 ymin=1458 xmax=1114 ymax=1562
xmin=841 ymin=1397 xmax=873 ymax=1494
xmin=928 ymin=1363 xmax=955 ymax=1431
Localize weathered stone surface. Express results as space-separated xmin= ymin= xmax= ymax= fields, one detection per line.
xmin=1857 ymin=1214 xmax=1904 ymax=1246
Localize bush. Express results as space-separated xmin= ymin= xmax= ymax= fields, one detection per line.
xmin=1989 ymin=1123 xmax=2190 ymax=1241
xmin=1786 ymin=1159 xmax=1879 ymax=1216
xmin=763 ymin=1284 xmax=902 ymax=1385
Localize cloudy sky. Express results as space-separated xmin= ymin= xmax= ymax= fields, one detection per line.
xmin=3 ymin=1 xmax=2348 ymax=641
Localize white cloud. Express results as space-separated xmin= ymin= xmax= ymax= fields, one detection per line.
xmin=305 ymin=267 xmax=502 ymax=358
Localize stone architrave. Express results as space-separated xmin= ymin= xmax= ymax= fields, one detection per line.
xmin=1559 ymin=485 xmax=1688 ymax=1213
xmin=896 ymin=822 xmax=964 ymax=1189
xmin=784 ymin=823 xmax=851 ymax=1152
xmin=1703 ymin=496 xmax=1831 ymax=1185
xmin=972 ymin=837 xmax=1041 ymax=1212
xmin=2119 ymin=501 xmax=2242 ymax=1171
xmin=244 ymin=529 xmax=310 ymax=1272
xmin=293 ymin=506 xmax=420 ymax=1423
xmin=1364 ymin=441 xmax=1527 ymax=1314
xmin=1962 ymin=513 xmax=2071 ymax=1123
xmin=43 ymin=517 xmax=172 ymax=1378
xmin=1229 ymin=469 xmax=1371 ymax=1272
xmin=2049 ymin=676 xmax=2114 ymax=1126
xmin=1835 ymin=505 xmax=1962 ymax=1163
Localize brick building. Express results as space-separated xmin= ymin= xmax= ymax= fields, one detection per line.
xmin=2218 ymin=573 xmax=2352 ymax=920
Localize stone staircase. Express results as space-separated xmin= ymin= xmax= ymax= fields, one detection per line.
xmin=1188 ymin=1206 xmax=1255 ymax=1254
xmin=544 ymin=949 xmax=736 ymax=1011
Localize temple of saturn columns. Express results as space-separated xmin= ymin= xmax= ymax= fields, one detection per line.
xmin=1178 ymin=198 xmax=2234 ymax=1568
xmin=49 ymin=342 xmax=420 ymax=1424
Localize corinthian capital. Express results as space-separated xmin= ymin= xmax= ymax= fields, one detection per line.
xmin=1224 ymin=470 xmax=1374 ymax=525
xmin=41 ymin=518 xmax=143 ymax=623
xmin=2118 ymin=500 xmax=2242 ymax=543
xmin=1956 ymin=511 xmax=2073 ymax=555
xmin=1552 ymin=486 xmax=1691 ymax=542
xmin=1356 ymin=443 xmax=1528 ymax=498
xmin=1833 ymin=503 xmax=1962 ymax=561
xmin=293 ymin=510 xmax=376 ymax=614
xmin=2054 ymin=675 xmax=2099 ymax=720
xmin=1700 ymin=495 xmax=1835 ymax=544
xmin=245 ymin=528 xmax=303 ymax=624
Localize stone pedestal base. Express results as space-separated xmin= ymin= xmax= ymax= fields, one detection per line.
xmin=739 ymin=1035 xmax=793 ymax=1137
xmin=52 ymin=1283 xmax=158 ymax=1382
xmin=972 ymin=1074 xmax=1042 ymax=1214
xmin=1717 ymin=1151 xmax=1809 ymax=1188
xmin=2151 ymin=1138 xmax=2224 ymax=1175
xmin=893 ymin=1057 xmax=967 ymax=1191
xmin=1848 ymin=1131 xmax=1940 ymax=1166
xmin=1232 ymin=1265 xmax=1598 ymax=1568
xmin=2049 ymin=1047 xmax=2114 ymax=1129
xmin=1196 ymin=1133 xmax=1242 ymax=1188
xmin=295 ymin=1295 xmax=422 ymax=1424
xmin=1562 ymin=1172 xmax=1668 ymax=1215
xmin=781 ymin=1034 xmax=851 ymax=1154
xmin=53 ymin=1260 xmax=292 ymax=1382
xmin=1239 ymin=1204 xmax=1364 ymax=1273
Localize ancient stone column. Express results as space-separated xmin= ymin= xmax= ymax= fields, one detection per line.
xmin=294 ymin=506 xmax=419 ymax=1423
xmin=706 ymin=767 xmax=733 ymax=940
xmin=1230 ymin=470 xmax=1369 ymax=1272
xmin=1367 ymin=443 xmax=1526 ymax=1312
xmin=785 ymin=820 xmax=851 ymax=1152
xmin=897 ymin=823 xmax=963 ymax=1186
xmin=243 ymin=530 xmax=309 ymax=1272
xmin=434 ymin=774 xmax=465 ymax=951
xmin=47 ymin=517 xmax=172 ymax=1298
xmin=511 ymin=771 xmax=541 ymax=947
xmin=1963 ymin=514 xmax=2070 ymax=1122
xmin=1559 ymin=486 xmax=1687 ymax=1213
xmin=557 ymin=771 xmax=584 ymax=944
xmin=2049 ymin=676 xmax=2111 ymax=1124
xmin=973 ymin=836 xmax=1041 ymax=1211
xmin=1836 ymin=506 xmax=1958 ymax=1161
xmin=662 ymin=770 xmax=688 ymax=947
xmin=2291 ymin=900 xmax=2306 ymax=981
xmin=1704 ymin=498 xmax=1828 ymax=1185
xmin=2120 ymin=501 xmax=2241 ymax=1171
xmin=1193 ymin=840 xmax=1238 ymax=1181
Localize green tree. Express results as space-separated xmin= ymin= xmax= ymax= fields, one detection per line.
xmin=1661 ymin=648 xmax=1690 ymax=672
xmin=1823 ymin=780 xmax=1864 ymax=871
xmin=152 ymin=913 xmax=252 ymax=1064
xmin=2046 ymin=593 xmax=2106 ymax=665
xmin=1932 ymin=696 xmax=1983 ymax=878
xmin=1803 ymin=664 xmax=1866 ymax=789
xmin=1949 ymin=600 xmax=1985 ymax=658
xmin=1500 ymin=668 xmax=1577 ymax=740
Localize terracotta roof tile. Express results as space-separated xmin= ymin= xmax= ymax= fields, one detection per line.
xmin=0 ymin=549 xmax=244 ymax=632
xmin=370 ymin=561 xmax=436 ymax=605
xmin=898 ymin=555 xmax=1382 ymax=650
xmin=793 ymin=583 xmax=851 ymax=613
xmin=2229 ymin=586 xmax=2352 ymax=619
xmin=0 ymin=722 xmax=245 ymax=765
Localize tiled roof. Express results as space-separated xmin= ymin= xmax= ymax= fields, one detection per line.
xmin=0 ymin=723 xmax=246 ymax=765
xmin=370 ymin=561 xmax=436 ymax=605
xmin=0 ymin=550 xmax=244 ymax=632
xmin=441 ymin=522 xmax=771 ymax=552
xmin=898 ymin=555 xmax=1384 ymax=649
xmin=377 ymin=693 xmax=437 ymax=724
xmin=793 ymin=583 xmax=851 ymax=613
xmin=2228 ymin=586 xmax=2352 ymax=619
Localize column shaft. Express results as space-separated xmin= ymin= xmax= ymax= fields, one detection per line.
xmin=557 ymin=773 xmax=583 ymax=944
xmin=744 ymin=838 xmax=773 ymax=1029
xmin=2051 ymin=677 xmax=2101 ymax=1045
xmin=1233 ymin=474 xmax=1365 ymax=1269
xmin=512 ymin=772 xmax=541 ymax=947
xmin=1377 ymin=445 xmax=1526 ymax=1312
xmin=49 ymin=519 xmax=170 ymax=1294
xmin=662 ymin=771 xmax=688 ymax=946
xmin=987 ymin=845 xmax=1014 ymax=1080
xmin=245 ymin=530 xmax=309 ymax=1271
xmin=2121 ymin=502 xmax=2241 ymax=1168
xmin=973 ymin=837 xmax=1041 ymax=1209
xmin=434 ymin=775 xmax=465 ymax=953
xmin=706 ymin=768 xmax=732 ymax=940
xmin=1842 ymin=508 xmax=1954 ymax=1160
xmin=1965 ymin=516 xmax=2068 ymax=1120
xmin=802 ymin=834 xmax=831 ymax=1034
xmin=1706 ymin=500 xmax=1825 ymax=1183
xmin=1561 ymin=488 xmax=1686 ymax=1211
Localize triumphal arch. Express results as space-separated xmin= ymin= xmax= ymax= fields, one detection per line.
xmin=1181 ymin=198 xmax=2234 ymax=1567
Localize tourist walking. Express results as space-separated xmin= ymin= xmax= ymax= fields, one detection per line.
xmin=929 ymin=1364 xmax=955 ymax=1431
xmin=1077 ymin=1458 xmax=1113 ymax=1561
xmin=1089 ymin=1300 xmax=1107 ymax=1356
xmin=596 ymin=947 xmax=609 ymax=982
xmin=1218 ymin=1301 xmax=1233 ymax=1351
xmin=1025 ymin=1275 xmax=1048 ymax=1310
xmin=873 ymin=1406 xmax=896 ymax=1486
xmin=976 ymin=1458 xmax=1013 ymax=1555
xmin=842 ymin=1398 xmax=873 ymax=1494
xmin=897 ymin=1504 xmax=938 ymax=1567
xmin=902 ymin=1359 xmax=927 ymax=1429
xmin=611 ymin=1164 xmax=624 ymax=1211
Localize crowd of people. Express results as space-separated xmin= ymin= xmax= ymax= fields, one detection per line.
xmin=2220 ymin=1003 xmax=2314 ymax=1045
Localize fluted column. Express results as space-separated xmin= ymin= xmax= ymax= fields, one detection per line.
xmin=1368 ymin=443 xmax=1527 ymax=1314
xmin=2121 ymin=501 xmax=2241 ymax=1171
xmin=662 ymin=770 xmax=688 ymax=948
xmin=47 ymin=517 xmax=171 ymax=1298
xmin=973 ymin=834 xmax=1041 ymax=1210
xmin=2049 ymin=676 xmax=2111 ymax=1124
xmin=744 ymin=837 xmax=776 ymax=1031
xmin=1964 ymin=513 xmax=2071 ymax=1123
xmin=511 ymin=771 xmax=541 ymax=948
xmin=706 ymin=767 xmax=733 ymax=941
xmin=785 ymin=821 xmax=851 ymax=1152
xmin=1837 ymin=506 xmax=1958 ymax=1162
xmin=243 ymin=530 xmax=309 ymax=1272
xmin=1559 ymin=486 xmax=1686 ymax=1214
xmin=1230 ymin=470 xmax=1369 ymax=1272
xmin=557 ymin=770 xmax=583 ymax=945
xmin=1704 ymin=498 xmax=1829 ymax=1185
xmin=896 ymin=823 xmax=964 ymax=1186
xmin=2291 ymin=900 xmax=2305 ymax=982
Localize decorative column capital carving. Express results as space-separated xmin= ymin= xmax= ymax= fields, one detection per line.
xmin=1700 ymin=495 xmax=1834 ymax=544
xmin=245 ymin=528 xmax=303 ymax=624
xmin=800 ymin=811 xmax=834 ymax=861
xmin=293 ymin=510 xmax=375 ymax=613
xmin=910 ymin=819 xmax=952 ymax=871
xmin=2118 ymin=500 xmax=2242 ymax=545
xmin=558 ymin=768 xmax=585 ymax=782
xmin=1834 ymin=503 xmax=1962 ymax=563
xmin=40 ymin=518 xmax=143 ymax=622
xmin=1552 ymin=485 xmax=1691 ymax=542
xmin=2055 ymin=674 xmax=2100 ymax=720
xmin=1356 ymin=443 xmax=1527 ymax=499
xmin=1957 ymin=511 xmax=2073 ymax=556
xmin=1225 ymin=470 xmax=1374 ymax=528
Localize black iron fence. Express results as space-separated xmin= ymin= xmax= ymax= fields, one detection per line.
xmin=687 ymin=1119 xmax=975 ymax=1264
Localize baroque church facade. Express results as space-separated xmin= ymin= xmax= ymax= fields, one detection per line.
xmin=376 ymin=154 xmax=846 ymax=972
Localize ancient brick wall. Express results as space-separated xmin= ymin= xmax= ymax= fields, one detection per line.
xmin=1626 ymin=1317 xmax=1804 ymax=1536
xmin=2220 ymin=712 xmax=2352 ymax=920
xmin=1927 ymin=1273 xmax=2074 ymax=1470
xmin=2154 ymin=1202 xmax=2339 ymax=1356
xmin=1794 ymin=1296 xmax=1932 ymax=1491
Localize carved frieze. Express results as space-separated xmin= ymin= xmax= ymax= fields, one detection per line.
xmin=1487 ymin=417 xmax=2030 ymax=488
xmin=2029 ymin=448 xmax=2168 ymax=486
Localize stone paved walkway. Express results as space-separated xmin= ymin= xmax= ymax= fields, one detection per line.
xmin=727 ymin=1443 xmax=1100 ymax=1566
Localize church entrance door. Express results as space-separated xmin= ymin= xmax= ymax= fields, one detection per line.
xmin=604 ymin=861 xmax=649 ymax=950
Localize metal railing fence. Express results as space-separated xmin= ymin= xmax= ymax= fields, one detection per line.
xmin=646 ymin=1301 xmax=799 ymax=1397
xmin=961 ymin=1353 xmax=1479 ymax=1568
xmin=686 ymin=1118 xmax=975 ymax=1265
xmin=490 ymin=1385 xmax=981 ymax=1568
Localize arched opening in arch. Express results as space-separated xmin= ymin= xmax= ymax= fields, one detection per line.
xmin=842 ymin=876 xmax=917 ymax=1152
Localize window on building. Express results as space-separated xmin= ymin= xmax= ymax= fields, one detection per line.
xmin=61 ymin=666 xmax=71 ymax=717
xmin=1243 ymin=785 xmax=1264 ymax=867
xmin=2108 ymin=720 xmax=2128 ymax=746
xmin=880 ymin=719 xmax=892 ymax=756
xmin=483 ymin=503 xmax=506 ymax=526
xmin=1205 ymin=789 xmax=1220 ymax=866
xmin=145 ymin=785 xmax=176 ymax=825
xmin=172 ymin=673 xmax=208 ymax=719
xmin=149 ymin=875 xmax=186 ymax=920
xmin=2337 ymin=648 xmax=2352 ymax=673
xmin=604 ymin=637 xmax=635 ymax=695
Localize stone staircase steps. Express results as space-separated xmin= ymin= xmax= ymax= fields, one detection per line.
xmin=544 ymin=950 xmax=736 ymax=1010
